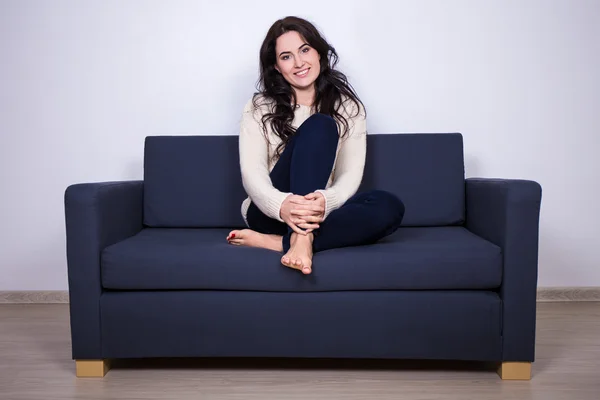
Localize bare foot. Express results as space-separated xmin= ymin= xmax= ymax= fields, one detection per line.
xmin=227 ymin=229 xmax=283 ymax=252
xmin=281 ymin=233 xmax=313 ymax=274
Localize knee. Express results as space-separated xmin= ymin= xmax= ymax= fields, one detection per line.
xmin=307 ymin=113 xmax=336 ymax=127
xmin=296 ymin=113 xmax=339 ymax=141
xmin=369 ymin=190 xmax=405 ymax=226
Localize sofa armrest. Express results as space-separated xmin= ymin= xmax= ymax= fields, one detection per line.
xmin=64 ymin=181 xmax=143 ymax=359
xmin=465 ymin=178 xmax=542 ymax=362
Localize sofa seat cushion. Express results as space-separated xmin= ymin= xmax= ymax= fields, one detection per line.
xmin=101 ymin=227 xmax=501 ymax=291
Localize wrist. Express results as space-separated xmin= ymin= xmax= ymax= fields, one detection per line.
xmin=279 ymin=194 xmax=290 ymax=220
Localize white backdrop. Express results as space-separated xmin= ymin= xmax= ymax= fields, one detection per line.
xmin=1 ymin=0 xmax=599 ymax=290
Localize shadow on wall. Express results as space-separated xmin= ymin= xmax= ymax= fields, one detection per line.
xmin=537 ymin=224 xmax=579 ymax=287
xmin=464 ymin=153 xmax=480 ymax=178
xmin=125 ymin=158 xmax=143 ymax=181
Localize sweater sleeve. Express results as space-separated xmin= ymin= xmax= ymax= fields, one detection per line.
xmin=239 ymin=99 xmax=291 ymax=222
xmin=316 ymin=102 xmax=367 ymax=220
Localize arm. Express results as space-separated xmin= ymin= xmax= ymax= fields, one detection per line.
xmin=239 ymin=100 xmax=291 ymax=222
xmin=316 ymin=104 xmax=367 ymax=220
xmin=465 ymin=178 xmax=542 ymax=361
xmin=64 ymin=180 xmax=143 ymax=359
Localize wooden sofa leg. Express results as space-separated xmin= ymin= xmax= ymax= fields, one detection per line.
xmin=76 ymin=360 xmax=110 ymax=377
xmin=497 ymin=362 xmax=531 ymax=380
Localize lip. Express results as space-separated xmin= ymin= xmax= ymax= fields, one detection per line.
xmin=294 ymin=67 xmax=310 ymax=78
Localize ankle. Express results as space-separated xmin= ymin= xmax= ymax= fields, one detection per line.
xmin=295 ymin=232 xmax=313 ymax=242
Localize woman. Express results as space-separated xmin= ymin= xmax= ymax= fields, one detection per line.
xmin=227 ymin=16 xmax=405 ymax=275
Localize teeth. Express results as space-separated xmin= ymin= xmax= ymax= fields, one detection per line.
xmin=295 ymin=69 xmax=309 ymax=76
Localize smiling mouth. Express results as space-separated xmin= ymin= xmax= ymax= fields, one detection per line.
xmin=294 ymin=68 xmax=310 ymax=77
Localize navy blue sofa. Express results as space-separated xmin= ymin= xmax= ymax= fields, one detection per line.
xmin=64 ymin=133 xmax=542 ymax=379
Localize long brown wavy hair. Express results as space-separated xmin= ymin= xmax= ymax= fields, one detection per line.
xmin=252 ymin=16 xmax=366 ymax=159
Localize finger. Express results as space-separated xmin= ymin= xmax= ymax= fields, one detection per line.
xmin=291 ymin=205 xmax=325 ymax=215
xmin=298 ymin=225 xmax=319 ymax=231
xmin=290 ymin=198 xmax=314 ymax=205
xmin=295 ymin=215 xmax=321 ymax=223
xmin=304 ymin=215 xmax=323 ymax=223
xmin=312 ymin=205 xmax=325 ymax=212
xmin=298 ymin=204 xmax=324 ymax=211
xmin=298 ymin=223 xmax=320 ymax=230
xmin=295 ymin=205 xmax=324 ymax=214
xmin=291 ymin=209 xmax=319 ymax=216
xmin=288 ymin=222 xmax=306 ymax=236
xmin=298 ymin=221 xmax=319 ymax=228
xmin=304 ymin=193 xmax=317 ymax=200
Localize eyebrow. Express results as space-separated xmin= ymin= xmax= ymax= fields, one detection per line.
xmin=279 ymin=43 xmax=309 ymax=57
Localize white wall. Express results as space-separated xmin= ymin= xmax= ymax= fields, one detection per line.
xmin=1 ymin=0 xmax=598 ymax=290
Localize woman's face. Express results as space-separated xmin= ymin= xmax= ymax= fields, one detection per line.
xmin=274 ymin=30 xmax=321 ymax=92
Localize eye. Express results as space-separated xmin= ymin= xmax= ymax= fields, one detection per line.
xmin=302 ymin=47 xmax=310 ymax=53
xmin=281 ymin=55 xmax=290 ymax=61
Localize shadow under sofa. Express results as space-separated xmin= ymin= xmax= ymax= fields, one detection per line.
xmin=64 ymin=133 xmax=542 ymax=380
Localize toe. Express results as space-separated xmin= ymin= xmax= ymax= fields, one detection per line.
xmin=227 ymin=230 xmax=239 ymax=241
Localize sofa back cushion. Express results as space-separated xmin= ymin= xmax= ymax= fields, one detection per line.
xmin=143 ymin=136 xmax=248 ymax=228
xmin=359 ymin=133 xmax=465 ymax=226
xmin=143 ymin=133 xmax=465 ymax=228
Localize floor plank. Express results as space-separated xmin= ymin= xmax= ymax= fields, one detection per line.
xmin=0 ymin=302 xmax=599 ymax=399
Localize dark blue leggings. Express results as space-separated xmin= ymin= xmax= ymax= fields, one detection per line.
xmin=247 ymin=113 xmax=405 ymax=253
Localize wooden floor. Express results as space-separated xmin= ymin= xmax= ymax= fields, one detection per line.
xmin=0 ymin=303 xmax=599 ymax=399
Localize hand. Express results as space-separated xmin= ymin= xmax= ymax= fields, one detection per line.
xmin=289 ymin=192 xmax=325 ymax=233
xmin=299 ymin=192 xmax=326 ymax=232
xmin=280 ymin=194 xmax=324 ymax=235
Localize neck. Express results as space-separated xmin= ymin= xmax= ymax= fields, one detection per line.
xmin=293 ymin=85 xmax=315 ymax=107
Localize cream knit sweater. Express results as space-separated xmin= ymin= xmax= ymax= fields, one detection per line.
xmin=239 ymin=95 xmax=367 ymax=226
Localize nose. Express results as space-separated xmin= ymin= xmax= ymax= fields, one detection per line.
xmin=294 ymin=56 xmax=304 ymax=69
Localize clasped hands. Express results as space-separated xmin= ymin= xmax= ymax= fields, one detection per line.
xmin=280 ymin=192 xmax=325 ymax=235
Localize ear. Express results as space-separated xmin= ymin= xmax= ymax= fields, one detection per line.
xmin=274 ymin=64 xmax=280 ymax=74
